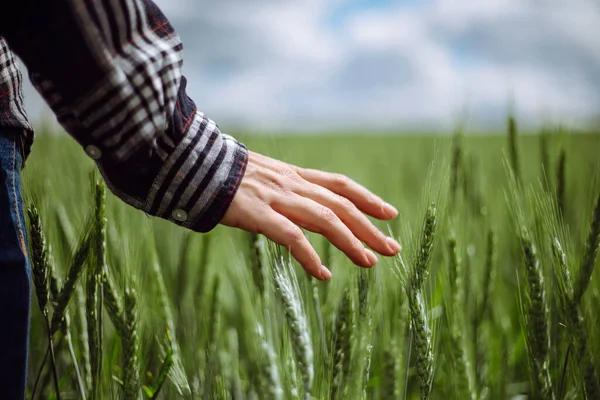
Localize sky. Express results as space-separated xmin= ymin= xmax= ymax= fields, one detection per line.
xmin=21 ymin=0 xmax=600 ymax=133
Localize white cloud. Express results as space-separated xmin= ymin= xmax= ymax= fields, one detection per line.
xmin=20 ymin=0 xmax=600 ymax=132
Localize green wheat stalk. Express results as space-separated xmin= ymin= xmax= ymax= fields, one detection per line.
xmin=520 ymin=232 xmax=554 ymax=399
xmin=123 ymin=288 xmax=140 ymax=400
xmin=250 ymin=233 xmax=266 ymax=296
xmin=446 ymin=233 xmax=475 ymax=400
xmin=50 ymin=231 xmax=91 ymax=334
xmin=382 ymin=346 xmax=398 ymax=399
xmin=330 ymin=288 xmax=352 ymax=400
xmin=574 ymin=190 xmax=600 ymax=305
xmin=27 ymin=205 xmax=61 ymax=400
xmin=148 ymin=246 xmax=192 ymax=397
xmin=508 ymin=114 xmax=521 ymax=185
xmin=556 ymin=149 xmax=566 ymax=216
xmin=76 ymin=285 xmax=92 ymax=392
xmin=257 ymin=323 xmax=284 ymax=400
xmin=552 ymin=238 xmax=599 ymax=399
xmin=48 ymin=256 xmax=87 ymax=400
xmin=395 ymin=203 xmax=437 ymax=400
xmin=271 ymin=248 xmax=314 ymax=399
xmin=103 ymin=273 xmax=126 ymax=337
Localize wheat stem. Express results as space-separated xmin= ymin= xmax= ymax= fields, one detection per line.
xmin=148 ymin=330 xmax=174 ymax=399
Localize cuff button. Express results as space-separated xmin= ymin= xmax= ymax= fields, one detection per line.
xmin=85 ymin=145 xmax=102 ymax=160
xmin=172 ymin=209 xmax=188 ymax=222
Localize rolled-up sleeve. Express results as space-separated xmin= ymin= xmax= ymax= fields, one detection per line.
xmin=0 ymin=0 xmax=247 ymax=232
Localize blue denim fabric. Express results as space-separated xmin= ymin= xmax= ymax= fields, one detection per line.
xmin=0 ymin=127 xmax=30 ymax=400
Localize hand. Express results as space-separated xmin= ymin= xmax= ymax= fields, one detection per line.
xmin=221 ymin=151 xmax=402 ymax=280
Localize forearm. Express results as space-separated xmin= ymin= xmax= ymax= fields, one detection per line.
xmin=0 ymin=0 xmax=247 ymax=232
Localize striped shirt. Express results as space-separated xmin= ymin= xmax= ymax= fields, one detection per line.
xmin=0 ymin=0 xmax=248 ymax=233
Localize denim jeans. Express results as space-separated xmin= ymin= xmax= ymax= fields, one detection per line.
xmin=0 ymin=127 xmax=30 ymax=400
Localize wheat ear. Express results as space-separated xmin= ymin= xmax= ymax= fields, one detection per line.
xmin=27 ymin=205 xmax=61 ymax=400
xmin=574 ymin=191 xmax=600 ymax=304
xmin=520 ymin=232 xmax=554 ymax=399
xmin=330 ymin=289 xmax=352 ymax=400
xmin=272 ymin=250 xmax=314 ymax=399
xmin=552 ymin=239 xmax=599 ymax=398
xmin=123 ymin=288 xmax=140 ymax=400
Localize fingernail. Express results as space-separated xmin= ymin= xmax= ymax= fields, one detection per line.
xmin=383 ymin=202 xmax=398 ymax=218
xmin=365 ymin=249 xmax=378 ymax=266
xmin=321 ymin=265 xmax=332 ymax=280
xmin=387 ymin=237 xmax=402 ymax=253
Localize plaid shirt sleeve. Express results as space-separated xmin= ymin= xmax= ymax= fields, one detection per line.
xmin=0 ymin=39 xmax=33 ymax=136
xmin=0 ymin=0 xmax=248 ymax=233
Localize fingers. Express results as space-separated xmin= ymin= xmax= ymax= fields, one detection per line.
xmin=221 ymin=151 xmax=401 ymax=280
xmin=295 ymin=183 xmax=401 ymax=256
xmin=296 ymin=168 xmax=398 ymax=220
xmin=271 ymin=193 xmax=377 ymax=269
xmin=258 ymin=209 xmax=331 ymax=280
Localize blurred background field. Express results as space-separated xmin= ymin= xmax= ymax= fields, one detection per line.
xmin=22 ymin=125 xmax=600 ymax=399
xmin=25 ymin=129 xmax=600 ymax=227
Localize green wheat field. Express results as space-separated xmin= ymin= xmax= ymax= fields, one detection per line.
xmin=23 ymin=121 xmax=600 ymax=399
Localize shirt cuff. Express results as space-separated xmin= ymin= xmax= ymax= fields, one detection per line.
xmin=143 ymin=112 xmax=248 ymax=233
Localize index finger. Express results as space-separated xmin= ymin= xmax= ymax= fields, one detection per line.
xmin=296 ymin=168 xmax=398 ymax=220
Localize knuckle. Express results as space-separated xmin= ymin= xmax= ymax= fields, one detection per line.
xmin=277 ymin=165 xmax=301 ymax=182
xmin=336 ymin=195 xmax=355 ymax=213
xmin=332 ymin=173 xmax=350 ymax=189
xmin=286 ymin=225 xmax=305 ymax=243
xmin=264 ymin=175 xmax=284 ymax=192
xmin=319 ymin=207 xmax=338 ymax=224
xmin=266 ymin=167 xmax=302 ymax=194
